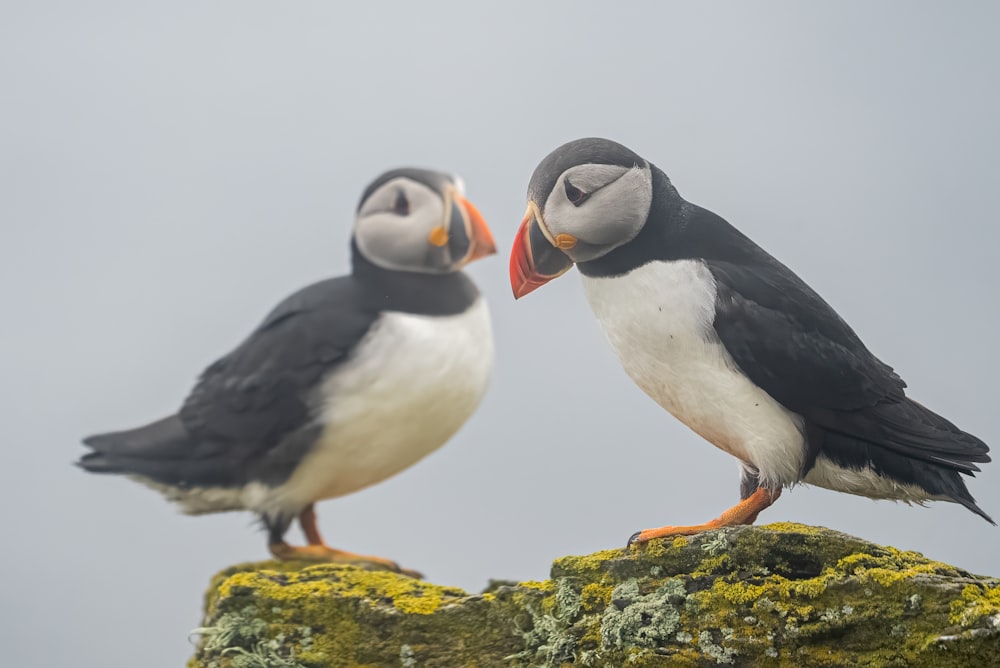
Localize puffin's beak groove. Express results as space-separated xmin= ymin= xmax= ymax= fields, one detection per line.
xmin=454 ymin=194 xmax=496 ymax=264
xmin=509 ymin=208 xmax=574 ymax=299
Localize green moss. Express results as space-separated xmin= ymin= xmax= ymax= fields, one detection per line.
xmin=190 ymin=524 xmax=1000 ymax=668
xmin=549 ymin=548 xmax=625 ymax=578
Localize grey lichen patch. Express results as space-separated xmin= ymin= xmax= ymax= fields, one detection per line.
xmin=510 ymin=602 xmax=577 ymax=667
xmin=819 ymin=607 xmax=841 ymax=623
xmin=191 ymin=606 xmax=267 ymax=653
xmin=600 ymin=578 xmax=686 ymax=651
xmin=190 ymin=524 xmax=1000 ymax=668
xmin=697 ymin=629 xmax=737 ymax=665
xmin=754 ymin=597 xmax=775 ymax=613
xmin=191 ymin=605 xmax=305 ymax=668
xmin=555 ymin=577 xmax=582 ymax=619
xmin=509 ymin=576 xmax=595 ymax=667
xmin=221 ymin=643 xmax=304 ymax=668
xmin=700 ymin=531 xmax=731 ymax=556
xmin=399 ymin=643 xmax=417 ymax=668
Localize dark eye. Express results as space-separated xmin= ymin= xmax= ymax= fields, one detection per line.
xmin=564 ymin=179 xmax=589 ymax=206
xmin=391 ymin=190 xmax=410 ymax=216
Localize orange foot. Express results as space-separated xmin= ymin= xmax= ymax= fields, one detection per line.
xmin=626 ymin=486 xmax=782 ymax=547
xmin=268 ymin=504 xmax=423 ymax=579
xmin=268 ymin=541 xmax=423 ymax=578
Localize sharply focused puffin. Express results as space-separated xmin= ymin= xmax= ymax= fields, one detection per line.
xmin=80 ymin=168 xmax=496 ymax=574
xmin=510 ymin=137 xmax=992 ymax=544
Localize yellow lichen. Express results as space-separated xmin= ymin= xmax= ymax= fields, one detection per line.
xmin=217 ymin=564 xmax=465 ymax=615
xmin=580 ymin=583 xmax=610 ymax=613
xmin=519 ymin=579 xmax=555 ymax=592
xmin=551 ymin=548 xmax=623 ymax=576
xmin=950 ymin=583 xmax=1000 ymax=626
xmin=760 ymin=521 xmax=831 ymax=535
xmin=692 ymin=553 xmax=732 ymax=576
xmin=835 ymin=547 xmax=956 ymax=588
xmin=191 ymin=525 xmax=1000 ymax=668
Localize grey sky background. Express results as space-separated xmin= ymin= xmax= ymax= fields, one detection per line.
xmin=3 ymin=2 xmax=999 ymax=666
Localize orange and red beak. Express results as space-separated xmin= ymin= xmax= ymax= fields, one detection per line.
xmin=454 ymin=194 xmax=496 ymax=265
xmin=509 ymin=208 xmax=574 ymax=298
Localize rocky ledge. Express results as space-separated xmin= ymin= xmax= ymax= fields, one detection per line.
xmin=188 ymin=523 xmax=1000 ymax=667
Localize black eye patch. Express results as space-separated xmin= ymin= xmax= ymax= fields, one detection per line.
xmin=392 ymin=190 xmax=410 ymax=216
xmin=564 ymin=179 xmax=590 ymax=206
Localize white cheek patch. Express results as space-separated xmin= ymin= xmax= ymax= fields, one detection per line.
xmin=561 ymin=164 xmax=632 ymax=193
xmin=354 ymin=180 xmax=446 ymax=273
xmin=542 ymin=164 xmax=653 ymax=261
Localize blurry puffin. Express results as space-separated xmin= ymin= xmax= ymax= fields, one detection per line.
xmin=79 ymin=168 xmax=496 ymax=575
xmin=509 ymin=137 xmax=992 ymax=545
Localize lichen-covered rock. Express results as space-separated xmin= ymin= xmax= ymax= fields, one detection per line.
xmin=188 ymin=523 xmax=1000 ymax=667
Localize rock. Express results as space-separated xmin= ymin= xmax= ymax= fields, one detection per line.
xmin=188 ymin=523 xmax=1000 ymax=667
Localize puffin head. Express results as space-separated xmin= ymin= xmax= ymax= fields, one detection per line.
xmin=354 ymin=168 xmax=496 ymax=274
xmin=509 ymin=138 xmax=654 ymax=298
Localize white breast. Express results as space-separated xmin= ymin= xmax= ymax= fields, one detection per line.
xmin=273 ymin=297 xmax=493 ymax=508
xmin=580 ymin=260 xmax=806 ymax=488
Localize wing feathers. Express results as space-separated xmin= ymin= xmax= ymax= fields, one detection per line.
xmin=706 ymin=256 xmax=990 ymax=485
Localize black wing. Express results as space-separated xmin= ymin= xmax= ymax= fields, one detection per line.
xmin=708 ymin=257 xmax=990 ymax=476
xmin=178 ymin=276 xmax=377 ymax=446
xmin=708 ymin=259 xmax=905 ymax=412
xmin=80 ymin=276 xmax=379 ymax=488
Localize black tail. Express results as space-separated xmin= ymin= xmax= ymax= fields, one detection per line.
xmin=815 ymin=397 xmax=993 ymax=524
xmin=78 ymin=415 xmax=236 ymax=487
xmin=79 ymin=415 xmax=191 ymax=473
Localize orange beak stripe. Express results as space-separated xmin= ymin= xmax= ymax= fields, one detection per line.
xmin=456 ymin=194 xmax=497 ymax=263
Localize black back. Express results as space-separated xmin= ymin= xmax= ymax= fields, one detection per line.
xmin=580 ymin=162 xmax=991 ymax=519
xmin=80 ymin=243 xmax=480 ymax=490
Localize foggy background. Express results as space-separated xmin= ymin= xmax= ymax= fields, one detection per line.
xmin=2 ymin=2 xmax=999 ymax=666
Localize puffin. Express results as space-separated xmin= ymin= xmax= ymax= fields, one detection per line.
xmin=79 ymin=168 xmax=496 ymax=574
xmin=509 ymin=137 xmax=992 ymax=545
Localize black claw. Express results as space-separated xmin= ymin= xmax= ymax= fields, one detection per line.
xmin=626 ymin=531 xmax=643 ymax=548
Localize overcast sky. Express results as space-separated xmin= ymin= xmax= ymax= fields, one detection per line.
xmin=3 ymin=2 xmax=999 ymax=667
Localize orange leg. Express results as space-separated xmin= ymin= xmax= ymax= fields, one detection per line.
xmin=627 ymin=487 xmax=781 ymax=546
xmin=299 ymin=504 xmax=324 ymax=546
xmin=268 ymin=504 xmax=423 ymax=579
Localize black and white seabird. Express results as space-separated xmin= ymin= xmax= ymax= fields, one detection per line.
xmin=509 ymin=137 xmax=992 ymax=544
xmin=79 ymin=168 xmax=496 ymax=574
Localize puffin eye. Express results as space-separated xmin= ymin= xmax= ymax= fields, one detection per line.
xmin=564 ymin=179 xmax=589 ymax=206
xmin=391 ymin=190 xmax=410 ymax=216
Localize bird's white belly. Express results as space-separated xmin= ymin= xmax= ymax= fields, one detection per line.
xmin=581 ymin=260 xmax=806 ymax=487
xmin=275 ymin=298 xmax=493 ymax=506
